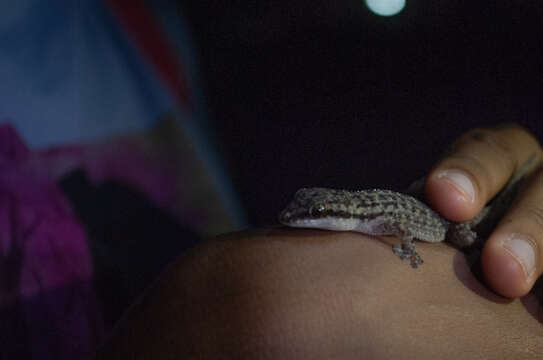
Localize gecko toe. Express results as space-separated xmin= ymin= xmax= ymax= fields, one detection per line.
xmin=393 ymin=243 xmax=424 ymax=267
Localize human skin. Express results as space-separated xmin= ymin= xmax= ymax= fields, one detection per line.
xmin=425 ymin=124 xmax=543 ymax=297
xmin=95 ymin=229 xmax=543 ymax=359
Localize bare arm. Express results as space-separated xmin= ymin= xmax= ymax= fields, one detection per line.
xmin=96 ymin=228 xmax=543 ymax=359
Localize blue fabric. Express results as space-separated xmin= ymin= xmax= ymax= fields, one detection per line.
xmin=0 ymin=0 xmax=247 ymax=228
xmin=0 ymin=0 xmax=175 ymax=148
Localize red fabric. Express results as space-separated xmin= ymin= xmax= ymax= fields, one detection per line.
xmin=104 ymin=0 xmax=191 ymax=107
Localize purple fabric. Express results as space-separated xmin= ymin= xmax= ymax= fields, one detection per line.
xmin=0 ymin=124 xmax=102 ymax=358
xmin=0 ymin=124 xmax=188 ymax=358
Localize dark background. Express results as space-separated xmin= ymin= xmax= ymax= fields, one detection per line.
xmin=181 ymin=1 xmax=543 ymax=227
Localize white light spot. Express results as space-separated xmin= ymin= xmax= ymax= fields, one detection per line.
xmin=365 ymin=0 xmax=406 ymax=17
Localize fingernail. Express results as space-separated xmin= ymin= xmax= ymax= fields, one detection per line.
xmin=436 ymin=169 xmax=475 ymax=203
xmin=502 ymin=234 xmax=536 ymax=278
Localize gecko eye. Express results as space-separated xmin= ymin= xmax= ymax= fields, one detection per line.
xmin=309 ymin=204 xmax=326 ymax=217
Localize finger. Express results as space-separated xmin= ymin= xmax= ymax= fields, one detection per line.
xmin=482 ymin=166 xmax=543 ymax=297
xmin=425 ymin=124 xmax=542 ymax=222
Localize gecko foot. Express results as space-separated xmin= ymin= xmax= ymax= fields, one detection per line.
xmin=393 ymin=243 xmax=424 ymax=268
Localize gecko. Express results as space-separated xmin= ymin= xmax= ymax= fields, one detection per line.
xmin=279 ymin=155 xmax=536 ymax=267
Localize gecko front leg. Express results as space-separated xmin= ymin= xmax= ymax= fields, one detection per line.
xmin=392 ymin=230 xmax=424 ymax=268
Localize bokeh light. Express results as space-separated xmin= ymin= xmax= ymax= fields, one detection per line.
xmin=365 ymin=0 xmax=406 ymax=16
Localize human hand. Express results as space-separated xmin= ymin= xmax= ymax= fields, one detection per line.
xmin=425 ymin=124 xmax=542 ymax=298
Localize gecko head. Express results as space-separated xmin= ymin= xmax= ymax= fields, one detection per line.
xmin=279 ymin=188 xmax=360 ymax=231
xmin=278 ymin=188 xmax=331 ymax=226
